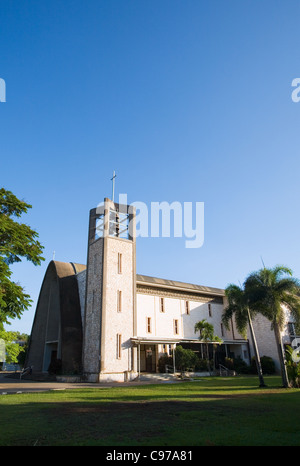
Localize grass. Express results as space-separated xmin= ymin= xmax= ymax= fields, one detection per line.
xmin=1 ymin=375 xmax=300 ymax=446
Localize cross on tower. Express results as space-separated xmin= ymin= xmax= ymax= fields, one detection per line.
xmin=111 ymin=170 xmax=116 ymax=202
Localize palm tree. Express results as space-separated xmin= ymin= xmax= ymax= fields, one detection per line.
xmin=194 ymin=319 xmax=222 ymax=374
xmin=212 ymin=335 xmax=223 ymax=372
xmin=222 ymin=284 xmax=266 ymax=387
xmin=244 ymin=265 xmax=300 ymax=388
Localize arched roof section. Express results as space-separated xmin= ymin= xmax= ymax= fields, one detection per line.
xmin=26 ymin=261 xmax=86 ymax=374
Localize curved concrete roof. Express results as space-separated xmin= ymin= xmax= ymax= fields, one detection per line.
xmin=26 ymin=260 xmax=85 ymax=373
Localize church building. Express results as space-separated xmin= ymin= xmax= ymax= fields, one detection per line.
xmin=26 ymin=197 xmax=295 ymax=382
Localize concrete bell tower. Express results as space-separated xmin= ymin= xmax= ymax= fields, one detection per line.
xmin=82 ymin=197 xmax=137 ymax=382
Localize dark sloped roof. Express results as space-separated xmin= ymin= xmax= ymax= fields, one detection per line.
xmin=50 ymin=262 xmax=224 ymax=296
xmin=136 ymin=274 xmax=225 ymax=297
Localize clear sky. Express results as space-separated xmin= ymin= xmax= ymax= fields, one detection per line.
xmin=1 ymin=0 xmax=300 ymax=334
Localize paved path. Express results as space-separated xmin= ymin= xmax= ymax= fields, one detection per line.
xmin=0 ymin=372 xmax=157 ymax=394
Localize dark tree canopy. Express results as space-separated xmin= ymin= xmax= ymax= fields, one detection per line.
xmin=0 ymin=188 xmax=44 ymax=325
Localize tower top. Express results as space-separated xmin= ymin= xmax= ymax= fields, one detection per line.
xmin=89 ymin=197 xmax=136 ymax=243
xmin=111 ymin=171 xmax=116 ymax=202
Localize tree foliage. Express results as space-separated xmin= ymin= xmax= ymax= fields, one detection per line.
xmin=194 ymin=319 xmax=222 ymax=373
xmin=222 ymin=283 xmax=266 ymax=387
xmin=222 ymin=284 xmax=253 ymax=338
xmin=175 ymin=345 xmax=198 ymax=372
xmin=245 ymin=266 xmax=300 ymax=331
xmin=0 ymin=327 xmax=25 ymax=364
xmin=245 ymin=265 xmax=300 ymax=388
xmin=285 ymin=345 xmax=300 ymax=388
xmin=0 ymin=188 xmax=44 ymax=324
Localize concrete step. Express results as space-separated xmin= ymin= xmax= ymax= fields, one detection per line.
xmin=138 ymin=372 xmax=177 ymax=382
xmin=5 ymin=371 xmax=57 ymax=382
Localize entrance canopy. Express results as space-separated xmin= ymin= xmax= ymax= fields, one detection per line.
xmin=131 ymin=336 xmax=248 ymax=376
xmin=131 ymin=337 xmax=181 ymax=345
xmin=131 ymin=337 xmax=247 ymax=345
xmin=131 ymin=337 xmax=180 ymax=376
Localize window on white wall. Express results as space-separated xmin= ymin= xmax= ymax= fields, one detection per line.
xmin=117 ymin=334 xmax=122 ymax=359
xmin=118 ymin=253 xmax=122 ymax=274
xmin=185 ymin=301 xmax=190 ymax=315
xmin=147 ymin=317 xmax=152 ymax=333
xmin=160 ymin=297 xmax=165 ymax=313
xmin=174 ymin=319 xmax=179 ymax=335
xmin=208 ymin=303 xmax=212 ymax=317
xmin=117 ymin=290 xmax=122 ymax=312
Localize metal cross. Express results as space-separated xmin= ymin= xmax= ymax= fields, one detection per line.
xmin=111 ymin=170 xmax=116 ymax=202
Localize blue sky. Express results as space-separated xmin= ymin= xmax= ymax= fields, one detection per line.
xmin=1 ymin=0 xmax=300 ymax=334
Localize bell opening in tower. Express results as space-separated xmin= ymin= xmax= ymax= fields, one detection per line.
xmin=109 ymin=209 xmax=130 ymax=239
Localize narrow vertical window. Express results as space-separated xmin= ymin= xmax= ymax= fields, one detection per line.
xmin=93 ymin=253 xmax=98 ymax=275
xmin=221 ymin=323 xmax=224 ymax=337
xmin=174 ymin=319 xmax=179 ymax=335
xmin=117 ymin=334 xmax=122 ymax=359
xmin=160 ymin=297 xmax=165 ymax=313
xmin=118 ymin=252 xmax=122 ymax=274
xmin=92 ymin=290 xmax=96 ymax=312
xmin=208 ymin=303 xmax=212 ymax=317
xmin=117 ymin=290 xmax=122 ymax=312
xmin=185 ymin=300 xmax=190 ymax=315
xmin=147 ymin=317 xmax=152 ymax=333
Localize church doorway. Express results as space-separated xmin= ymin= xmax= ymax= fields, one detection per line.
xmin=140 ymin=345 xmax=156 ymax=372
xmin=146 ymin=348 xmax=153 ymax=372
xmin=43 ymin=341 xmax=58 ymax=372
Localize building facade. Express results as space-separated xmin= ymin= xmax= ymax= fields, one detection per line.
xmin=26 ymin=197 xmax=297 ymax=381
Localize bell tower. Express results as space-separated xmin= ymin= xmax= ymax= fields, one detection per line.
xmin=82 ymin=197 xmax=137 ymax=382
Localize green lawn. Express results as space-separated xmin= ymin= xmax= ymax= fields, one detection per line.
xmin=1 ymin=375 xmax=300 ymax=446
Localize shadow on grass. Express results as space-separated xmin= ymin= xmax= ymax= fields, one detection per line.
xmin=1 ymin=376 xmax=300 ymax=446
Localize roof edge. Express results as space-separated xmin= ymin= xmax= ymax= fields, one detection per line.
xmin=136 ymin=274 xmax=225 ymax=296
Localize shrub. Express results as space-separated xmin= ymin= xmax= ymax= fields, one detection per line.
xmin=286 ymin=345 xmax=300 ymax=387
xmin=158 ymin=354 xmax=173 ymax=373
xmin=233 ymin=356 xmax=251 ymax=374
xmin=260 ymin=356 xmax=275 ymax=374
xmin=195 ymin=358 xmax=213 ymax=371
xmin=250 ymin=356 xmax=275 ymax=375
xmin=224 ymin=357 xmax=234 ymax=370
xmin=175 ymin=346 xmax=198 ymax=371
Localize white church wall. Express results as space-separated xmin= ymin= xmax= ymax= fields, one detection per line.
xmin=248 ymin=313 xmax=278 ymax=370
xmin=248 ymin=307 xmax=297 ymax=374
xmin=156 ymin=296 xmax=182 ymax=339
xmin=136 ymin=293 xmax=230 ymax=341
xmin=186 ymin=300 xmax=226 ymax=340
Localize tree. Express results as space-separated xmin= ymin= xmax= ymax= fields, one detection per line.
xmin=194 ymin=319 xmax=222 ymax=374
xmin=245 ymin=266 xmax=300 ymax=388
xmin=222 ymin=284 xmax=266 ymax=387
xmin=175 ymin=345 xmax=198 ymax=373
xmin=285 ymin=345 xmax=300 ymax=388
xmin=0 ymin=188 xmax=44 ymax=325
xmin=0 ymin=326 xmax=25 ymax=365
